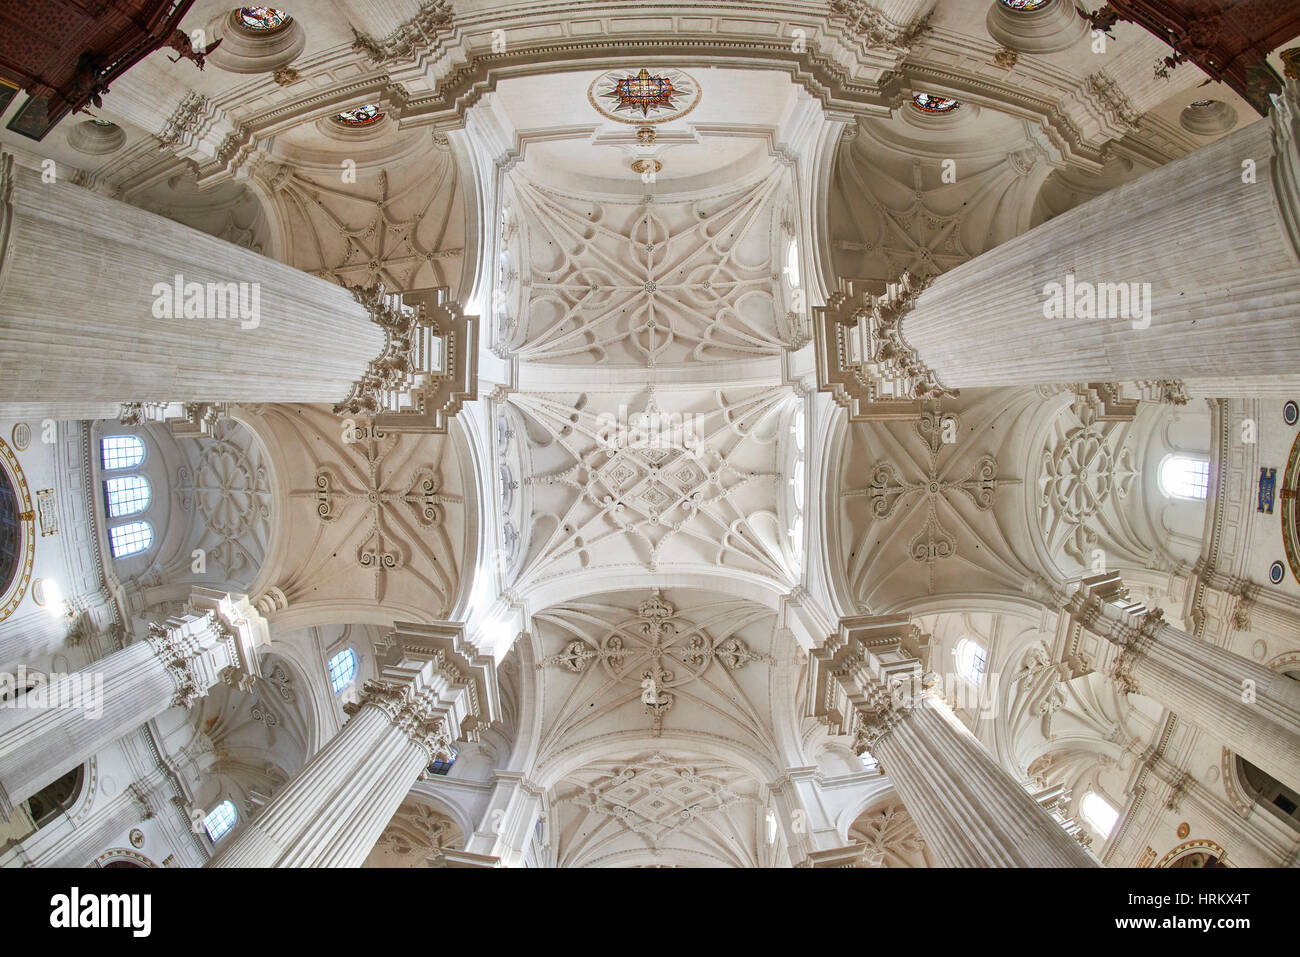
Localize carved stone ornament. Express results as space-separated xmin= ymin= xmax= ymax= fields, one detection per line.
xmin=538 ymin=591 xmax=774 ymax=737
xmin=808 ymin=615 xmax=929 ymax=754
xmin=813 ymin=273 xmax=955 ymax=422
xmin=336 ymin=285 xmax=478 ymax=434
xmin=829 ymin=2 xmax=932 ymax=51
xmin=349 ymin=0 xmax=453 ymax=65
xmin=345 ymin=678 xmax=456 ymax=762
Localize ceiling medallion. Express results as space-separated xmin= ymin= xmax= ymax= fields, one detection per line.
xmin=589 ymin=68 xmax=701 ymax=125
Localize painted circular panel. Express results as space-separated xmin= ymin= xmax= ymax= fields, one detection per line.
xmin=0 ymin=437 xmax=35 ymax=622
xmin=1283 ymin=400 xmax=1298 ymax=426
xmin=588 ymin=68 xmax=701 ymax=125
xmin=1270 ymin=561 xmax=1286 ymax=584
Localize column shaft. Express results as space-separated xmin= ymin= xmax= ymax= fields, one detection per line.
xmin=897 ymin=94 xmax=1300 ymax=392
xmin=0 ymin=155 xmax=385 ymax=419
xmin=1126 ymin=623 xmax=1300 ymax=794
xmin=873 ymin=699 xmax=1097 ymax=867
xmin=0 ymin=641 xmax=174 ymax=816
xmin=0 ymin=591 xmax=265 ymax=815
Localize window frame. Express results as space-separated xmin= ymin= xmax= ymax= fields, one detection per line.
xmin=1158 ymin=454 xmax=1210 ymax=501
xmin=327 ymin=648 xmax=358 ymax=694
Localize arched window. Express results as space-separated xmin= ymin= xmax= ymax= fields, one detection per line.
xmin=861 ymin=752 xmax=879 ymax=772
xmin=108 ymin=521 xmax=153 ymax=558
xmin=25 ymin=765 xmax=83 ymax=828
xmin=100 ymin=435 xmax=144 ymax=471
xmin=1159 ymin=456 xmax=1210 ymax=500
xmin=1237 ymin=753 xmax=1300 ymax=833
xmin=204 ymin=800 xmax=238 ymax=842
xmin=784 ymin=238 xmax=800 ymax=289
xmin=1079 ymin=791 xmax=1119 ymax=837
xmin=954 ymin=637 xmax=986 ymax=685
xmin=327 ymin=648 xmax=357 ymax=693
xmin=104 ymin=475 xmax=150 ymax=517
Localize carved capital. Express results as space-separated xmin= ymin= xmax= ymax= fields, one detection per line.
xmin=336 ymin=285 xmax=478 ymax=434
xmin=813 ymin=274 xmax=954 ymax=422
xmin=808 ymin=614 xmax=927 ymax=753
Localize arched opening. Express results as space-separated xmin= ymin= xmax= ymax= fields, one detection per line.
xmin=1158 ymin=455 xmax=1210 ymax=501
xmin=1079 ymin=791 xmax=1119 ymax=838
xmin=24 ymin=765 xmax=84 ymax=829
xmin=954 ymin=637 xmax=987 ymax=686
xmin=1236 ymin=755 xmax=1300 ymax=833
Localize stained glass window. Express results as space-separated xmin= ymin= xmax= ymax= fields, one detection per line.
xmin=328 ymin=648 xmax=357 ymax=693
xmin=204 ymin=800 xmax=238 ymax=842
xmin=334 ymin=104 xmax=383 ymax=126
xmin=1190 ymin=99 xmax=1215 ymax=108
xmin=90 ymin=119 xmax=117 ymax=128
xmin=602 ymin=69 xmax=681 ymax=117
xmin=237 ymin=7 xmax=291 ymax=31
xmin=109 ymin=521 xmax=153 ymax=558
xmin=1159 ymin=456 xmax=1209 ymax=500
xmin=104 ymin=475 xmax=150 ymax=518
xmin=955 ymin=637 xmax=986 ymax=685
xmin=427 ymin=746 xmax=458 ymax=775
xmin=913 ymin=93 xmax=961 ymax=114
xmin=999 ymin=0 xmax=1050 ymax=9
xmin=101 ymin=435 xmax=144 ymax=471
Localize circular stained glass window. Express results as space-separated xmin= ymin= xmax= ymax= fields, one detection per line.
xmin=90 ymin=118 xmax=116 ymax=128
xmin=334 ymin=104 xmax=383 ymax=126
xmin=912 ymin=93 xmax=961 ymax=114
xmin=999 ymin=0 xmax=1051 ymax=9
xmin=238 ymin=7 xmax=292 ymax=31
xmin=1190 ymin=99 xmax=1217 ymax=108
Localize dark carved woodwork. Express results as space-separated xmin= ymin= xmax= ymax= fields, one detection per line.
xmin=1084 ymin=1 xmax=1300 ymax=115
xmin=0 ymin=0 xmax=200 ymax=141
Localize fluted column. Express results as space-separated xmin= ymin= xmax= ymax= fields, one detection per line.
xmin=817 ymin=82 xmax=1300 ymax=408
xmin=1069 ymin=573 xmax=1300 ymax=794
xmin=0 ymin=153 xmax=386 ymax=420
xmin=0 ymin=590 xmax=266 ymax=816
xmin=898 ymin=82 xmax=1300 ymax=395
xmin=0 ymin=611 xmax=72 ymax=673
xmin=208 ymin=620 xmax=499 ymax=868
xmin=810 ymin=615 xmax=1096 ymax=867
